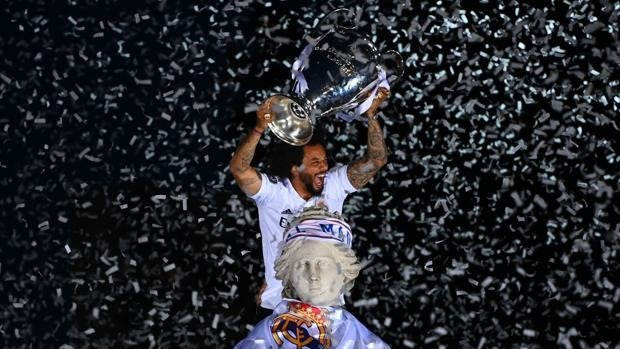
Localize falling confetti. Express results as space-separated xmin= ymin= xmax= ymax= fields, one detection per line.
xmin=0 ymin=0 xmax=618 ymax=348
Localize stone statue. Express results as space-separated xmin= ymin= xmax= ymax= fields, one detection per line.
xmin=235 ymin=207 xmax=390 ymax=348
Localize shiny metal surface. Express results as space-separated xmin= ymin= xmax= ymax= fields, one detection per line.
xmin=296 ymin=29 xmax=382 ymax=117
xmin=268 ymin=15 xmax=404 ymax=146
xmin=266 ymin=95 xmax=313 ymax=146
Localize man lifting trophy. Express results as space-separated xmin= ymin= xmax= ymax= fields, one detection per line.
xmin=230 ymin=7 xmax=393 ymax=323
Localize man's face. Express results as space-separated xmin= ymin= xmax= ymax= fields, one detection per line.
xmin=289 ymin=240 xmax=344 ymax=306
xmin=296 ymin=144 xmax=328 ymax=196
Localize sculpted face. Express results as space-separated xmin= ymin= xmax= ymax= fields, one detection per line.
xmin=296 ymin=144 xmax=328 ymax=196
xmin=289 ymin=240 xmax=345 ymax=306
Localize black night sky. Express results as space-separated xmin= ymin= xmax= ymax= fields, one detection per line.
xmin=1 ymin=0 xmax=619 ymax=348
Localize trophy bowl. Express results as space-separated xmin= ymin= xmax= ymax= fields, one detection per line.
xmin=266 ymin=9 xmax=404 ymax=146
xmin=264 ymin=95 xmax=314 ymax=146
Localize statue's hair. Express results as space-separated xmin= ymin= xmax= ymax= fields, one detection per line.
xmin=274 ymin=239 xmax=361 ymax=301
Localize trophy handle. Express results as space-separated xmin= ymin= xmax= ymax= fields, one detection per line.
xmin=312 ymin=8 xmax=357 ymax=36
xmin=381 ymin=50 xmax=405 ymax=84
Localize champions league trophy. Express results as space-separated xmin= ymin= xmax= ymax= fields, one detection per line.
xmin=265 ymin=9 xmax=404 ymax=146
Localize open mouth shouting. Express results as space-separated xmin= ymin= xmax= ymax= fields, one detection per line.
xmin=314 ymin=173 xmax=326 ymax=190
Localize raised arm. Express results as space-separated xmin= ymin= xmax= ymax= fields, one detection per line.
xmin=229 ymin=101 xmax=272 ymax=196
xmin=346 ymin=88 xmax=390 ymax=189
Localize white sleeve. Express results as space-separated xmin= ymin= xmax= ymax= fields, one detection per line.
xmin=249 ymin=172 xmax=278 ymax=206
xmin=332 ymin=165 xmax=357 ymax=195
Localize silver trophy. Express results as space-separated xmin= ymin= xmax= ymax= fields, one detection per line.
xmin=265 ymin=9 xmax=404 ymax=146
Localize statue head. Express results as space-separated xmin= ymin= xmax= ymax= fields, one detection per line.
xmin=274 ymin=207 xmax=361 ymax=306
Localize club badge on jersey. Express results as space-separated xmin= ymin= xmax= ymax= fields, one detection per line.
xmin=271 ymin=302 xmax=330 ymax=348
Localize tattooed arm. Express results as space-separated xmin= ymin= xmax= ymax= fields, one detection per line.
xmin=230 ymin=101 xmax=272 ymax=196
xmin=346 ymin=88 xmax=389 ymax=189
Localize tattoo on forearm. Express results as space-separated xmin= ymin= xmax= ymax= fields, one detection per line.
xmin=229 ymin=128 xmax=264 ymax=194
xmin=346 ymin=120 xmax=388 ymax=189
xmin=232 ymin=133 xmax=259 ymax=174
xmin=238 ymin=150 xmax=253 ymax=172
xmin=367 ymin=121 xmax=387 ymax=162
xmin=368 ymin=134 xmax=385 ymax=160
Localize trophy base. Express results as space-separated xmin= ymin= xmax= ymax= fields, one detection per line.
xmin=266 ymin=95 xmax=314 ymax=146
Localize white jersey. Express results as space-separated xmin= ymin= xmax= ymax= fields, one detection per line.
xmin=250 ymin=165 xmax=357 ymax=309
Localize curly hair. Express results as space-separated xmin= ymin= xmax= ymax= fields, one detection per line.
xmin=267 ymin=126 xmax=327 ymax=179
xmin=274 ymin=239 xmax=361 ymax=303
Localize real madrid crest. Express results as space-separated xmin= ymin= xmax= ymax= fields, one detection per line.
xmin=270 ymin=302 xmax=331 ymax=348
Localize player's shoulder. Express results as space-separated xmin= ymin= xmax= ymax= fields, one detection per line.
xmin=260 ymin=173 xmax=287 ymax=193
xmin=326 ymin=164 xmax=347 ymax=180
xmin=327 ymin=164 xmax=345 ymax=173
xmin=267 ymin=174 xmax=280 ymax=184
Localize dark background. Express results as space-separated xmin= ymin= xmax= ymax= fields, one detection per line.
xmin=1 ymin=0 xmax=619 ymax=348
